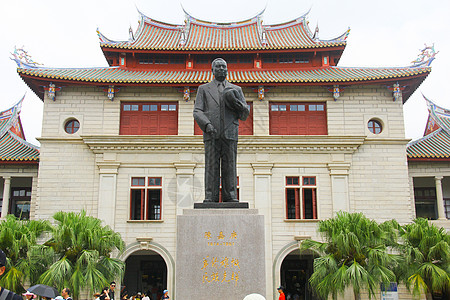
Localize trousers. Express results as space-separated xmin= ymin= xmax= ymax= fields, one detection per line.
xmin=204 ymin=137 xmax=238 ymax=202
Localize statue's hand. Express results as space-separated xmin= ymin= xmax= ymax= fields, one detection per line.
xmin=205 ymin=123 xmax=216 ymax=134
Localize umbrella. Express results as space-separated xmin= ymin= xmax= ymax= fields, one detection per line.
xmin=27 ymin=284 xmax=60 ymax=299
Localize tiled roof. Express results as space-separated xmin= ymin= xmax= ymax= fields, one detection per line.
xmin=0 ymin=97 xmax=39 ymax=162
xmin=98 ymin=10 xmax=348 ymax=51
xmin=407 ymin=96 xmax=450 ymax=160
xmin=0 ymin=131 xmax=40 ymax=162
xmin=18 ymin=66 xmax=430 ymax=85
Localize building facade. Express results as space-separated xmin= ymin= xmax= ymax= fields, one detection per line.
xmin=7 ymin=9 xmax=448 ymax=300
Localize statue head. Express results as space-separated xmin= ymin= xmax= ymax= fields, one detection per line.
xmin=211 ymin=58 xmax=227 ymax=82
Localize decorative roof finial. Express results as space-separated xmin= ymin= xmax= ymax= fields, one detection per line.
xmin=411 ymin=43 xmax=438 ymax=67
xmin=312 ymin=23 xmax=319 ymax=40
xmin=129 ymin=25 xmax=135 ymax=41
xmin=10 ymin=46 xmax=42 ymax=69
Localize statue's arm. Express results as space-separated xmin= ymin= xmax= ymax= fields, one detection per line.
xmin=193 ymin=86 xmax=212 ymax=132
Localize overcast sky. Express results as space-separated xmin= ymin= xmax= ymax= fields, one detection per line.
xmin=1 ymin=0 xmax=449 ymax=145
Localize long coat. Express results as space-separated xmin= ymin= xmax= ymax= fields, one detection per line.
xmin=193 ymin=79 xmax=249 ymax=140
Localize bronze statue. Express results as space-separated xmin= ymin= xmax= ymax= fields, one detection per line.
xmin=193 ymin=58 xmax=249 ymax=203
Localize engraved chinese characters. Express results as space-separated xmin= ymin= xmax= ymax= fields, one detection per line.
xmin=176 ymin=210 xmax=265 ymax=300
xmin=201 ymin=230 xmax=240 ymax=286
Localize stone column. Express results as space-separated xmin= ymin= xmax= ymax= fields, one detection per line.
xmin=251 ymin=162 xmax=273 ymax=298
xmin=97 ymin=160 xmax=120 ymax=229
xmin=174 ymin=161 xmax=196 ymax=215
xmin=435 ymin=176 xmax=446 ymax=220
xmin=328 ymin=163 xmax=351 ymax=214
xmin=1 ymin=176 xmax=11 ymax=218
xmin=178 ymin=98 xmax=195 ymax=135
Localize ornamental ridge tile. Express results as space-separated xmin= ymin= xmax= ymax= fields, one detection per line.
xmin=98 ymin=9 xmax=349 ymax=51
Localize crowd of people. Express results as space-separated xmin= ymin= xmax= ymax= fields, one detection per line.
xmin=0 ymin=250 xmax=169 ymax=300
xmin=94 ymin=282 xmax=169 ymax=300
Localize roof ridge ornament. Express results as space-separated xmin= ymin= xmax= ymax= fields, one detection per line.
xmin=10 ymin=47 xmax=42 ymax=69
xmin=411 ymin=43 xmax=438 ymax=67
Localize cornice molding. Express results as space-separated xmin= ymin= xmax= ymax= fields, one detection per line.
xmin=81 ymin=135 xmax=366 ymax=154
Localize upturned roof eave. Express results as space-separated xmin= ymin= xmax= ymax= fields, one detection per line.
xmin=17 ymin=65 xmax=430 ymax=102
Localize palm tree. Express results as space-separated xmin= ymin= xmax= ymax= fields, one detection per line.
xmin=0 ymin=214 xmax=52 ymax=293
xmin=40 ymin=210 xmax=125 ymax=299
xmin=397 ymin=218 xmax=450 ymax=300
xmin=300 ymin=211 xmax=400 ymax=300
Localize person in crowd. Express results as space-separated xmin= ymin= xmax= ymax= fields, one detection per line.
xmin=99 ymin=288 xmax=110 ymax=300
xmin=0 ymin=250 xmax=22 ymax=300
xmin=141 ymin=293 xmax=149 ymax=300
xmin=61 ymin=288 xmax=72 ymax=300
xmin=108 ymin=282 xmax=116 ymax=300
xmin=161 ymin=290 xmax=169 ymax=300
xmin=277 ymin=286 xmax=286 ymax=300
xmin=22 ymin=292 xmax=36 ymax=300
xmin=93 ymin=292 xmax=101 ymax=300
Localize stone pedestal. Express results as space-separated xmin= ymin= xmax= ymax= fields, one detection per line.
xmin=176 ymin=209 xmax=266 ymax=300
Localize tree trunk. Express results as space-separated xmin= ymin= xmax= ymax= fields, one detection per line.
xmin=354 ymin=292 xmax=360 ymax=300
xmin=425 ymin=291 xmax=433 ymax=300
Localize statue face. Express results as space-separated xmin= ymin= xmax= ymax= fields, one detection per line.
xmin=212 ymin=59 xmax=227 ymax=82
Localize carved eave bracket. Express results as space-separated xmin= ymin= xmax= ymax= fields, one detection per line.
xmin=44 ymin=83 xmax=61 ymax=101
xmin=103 ymin=85 xmax=120 ymax=101
xmin=327 ymin=85 xmax=345 ymax=101
xmin=178 ymin=86 xmax=197 ymax=101
xmin=387 ymin=83 xmax=405 ymax=102
xmin=252 ymin=86 xmax=271 ymax=100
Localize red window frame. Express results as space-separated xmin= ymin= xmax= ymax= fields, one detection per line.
xmin=130 ymin=177 xmax=162 ymax=220
xmin=194 ymin=103 xmax=253 ymax=135
xmin=270 ymin=102 xmax=327 ymax=135
xmin=286 ymin=176 xmax=317 ymax=220
xmin=120 ymin=102 xmax=178 ymax=135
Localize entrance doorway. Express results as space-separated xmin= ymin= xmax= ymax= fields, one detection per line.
xmin=123 ymin=250 xmax=167 ymax=300
xmin=280 ymin=249 xmax=320 ymax=300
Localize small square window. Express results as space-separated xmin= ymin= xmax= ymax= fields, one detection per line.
xmin=148 ymin=177 xmax=162 ymax=186
xmin=13 ymin=191 xmax=19 ymax=196
xmin=317 ymin=105 xmax=324 ymax=111
xmin=303 ymin=177 xmax=316 ymax=186
xmin=161 ymin=105 xmax=168 ymax=111
xmin=286 ymin=177 xmax=299 ymax=186
xmin=131 ymin=105 xmax=139 ymax=111
xmin=142 ymin=105 xmax=150 ymax=111
xmin=132 ymin=177 xmax=145 ymax=186
xmin=150 ymin=105 xmax=158 ymax=111
xmin=309 ymin=105 xmax=317 ymax=111
xmin=298 ymin=105 xmax=305 ymax=111
xmin=271 ymin=105 xmax=279 ymax=111
xmin=169 ymin=105 xmax=177 ymax=111
xmin=279 ymin=105 xmax=287 ymax=111
xmin=290 ymin=105 xmax=297 ymax=111
xmin=123 ymin=105 xmax=131 ymax=111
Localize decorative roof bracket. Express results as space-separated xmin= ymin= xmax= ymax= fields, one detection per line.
xmin=178 ymin=87 xmax=196 ymax=101
xmin=387 ymin=83 xmax=405 ymax=102
xmin=327 ymin=85 xmax=344 ymax=101
xmin=44 ymin=83 xmax=61 ymax=101
xmin=103 ymin=85 xmax=120 ymax=101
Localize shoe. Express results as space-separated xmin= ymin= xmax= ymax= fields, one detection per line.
xmin=223 ymin=199 xmax=239 ymax=203
xmin=203 ymin=199 xmax=217 ymax=203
